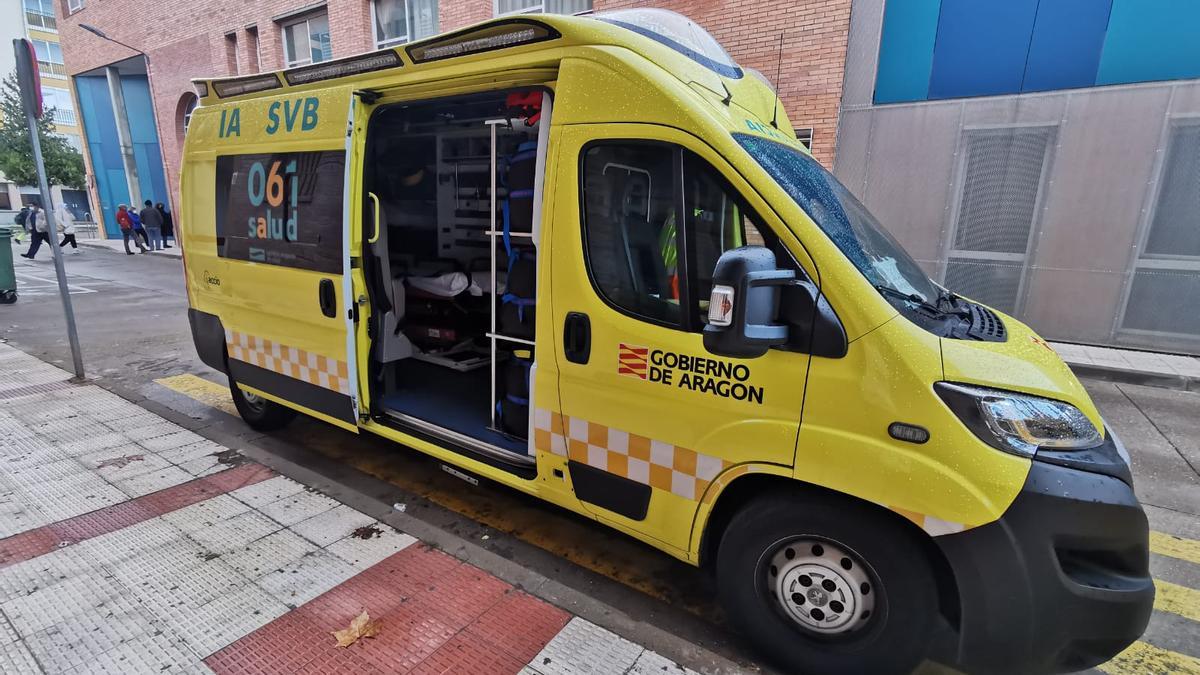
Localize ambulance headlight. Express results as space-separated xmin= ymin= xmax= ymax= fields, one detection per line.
xmin=935 ymin=382 xmax=1102 ymax=458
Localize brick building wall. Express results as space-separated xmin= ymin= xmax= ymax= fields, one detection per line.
xmin=57 ymin=0 xmax=851 ymax=216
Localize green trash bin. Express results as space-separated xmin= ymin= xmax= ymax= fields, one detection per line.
xmin=0 ymin=226 xmax=16 ymax=304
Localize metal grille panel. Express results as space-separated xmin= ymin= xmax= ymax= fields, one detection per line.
xmin=954 ymin=128 xmax=1053 ymax=254
xmin=1145 ymin=123 xmax=1200 ymax=257
xmin=1122 ymin=269 xmax=1200 ymax=336
xmin=944 ymin=258 xmax=1024 ymax=314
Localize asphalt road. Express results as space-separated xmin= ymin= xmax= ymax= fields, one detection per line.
xmin=3 ymin=241 xmax=1199 ymax=674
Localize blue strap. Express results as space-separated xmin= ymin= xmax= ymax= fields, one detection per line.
xmin=509 ymin=189 xmax=534 ymax=199
xmin=501 ymin=294 xmax=536 ymax=321
xmin=502 ymin=199 xmax=512 ymax=255
xmin=510 ymin=150 xmax=536 ymax=165
xmin=517 ymin=140 xmax=538 ymax=153
xmin=506 ymin=393 xmax=529 ymax=406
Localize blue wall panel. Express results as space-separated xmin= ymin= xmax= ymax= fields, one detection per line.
xmin=874 ymin=0 xmax=941 ymax=104
xmin=1097 ymin=0 xmax=1200 ymax=85
xmin=72 ymin=74 xmax=167 ymax=238
xmin=1023 ymin=0 xmax=1112 ymax=92
xmin=928 ymin=0 xmax=1040 ymax=99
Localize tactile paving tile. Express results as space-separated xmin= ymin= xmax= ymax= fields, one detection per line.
xmin=525 ymin=617 xmax=644 ymax=675
xmin=409 ymin=562 xmax=511 ymax=629
xmin=1 ymin=571 xmax=124 ymax=634
xmin=0 ymin=633 xmax=42 ymax=673
xmin=326 ymin=528 xmax=417 ymax=570
xmin=203 ymin=610 xmax=358 ymax=675
xmin=464 ymin=590 xmax=572 ymax=664
xmin=290 ymin=505 xmax=377 ymax=548
xmin=73 ymin=518 xmax=182 ymax=565
xmin=117 ymin=549 xmax=247 ymax=616
xmin=0 ymin=544 xmax=95 ymax=603
xmin=187 ymin=510 xmax=282 ymax=556
xmin=229 ymin=476 xmax=306 ymax=510
xmin=256 ymin=549 xmax=358 ymax=609
xmin=58 ymin=432 xmax=139 ymax=458
xmin=162 ymin=495 xmax=252 ymax=534
xmin=22 ymin=596 xmax=161 ymax=673
xmin=626 ymin=649 xmax=701 ymax=675
xmin=410 ymin=631 xmax=528 ymax=675
xmin=49 ymin=500 xmax=158 ymax=546
xmin=122 ymin=423 xmax=196 ymax=445
xmin=25 ymin=473 xmax=129 ymax=524
xmin=112 ymin=465 xmax=196 ymax=498
xmin=220 ymin=529 xmax=318 ymax=581
xmin=346 ymin=597 xmax=457 ymax=673
xmin=257 ymin=490 xmax=340 ymax=527
xmin=62 ymin=630 xmax=205 ymax=674
xmin=0 ymin=527 xmax=59 ymax=567
xmin=178 ymin=454 xmax=231 ymax=478
xmin=157 ymin=440 xmax=229 ymax=467
xmin=6 ymin=457 xmax=89 ymax=485
xmin=154 ymin=581 xmax=290 ymax=658
xmin=77 ymin=446 xmax=173 ymax=477
xmin=0 ymin=499 xmax=51 ymax=541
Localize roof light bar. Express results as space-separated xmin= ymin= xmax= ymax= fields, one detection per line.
xmin=212 ymin=73 xmax=282 ymax=98
xmin=284 ymin=50 xmax=402 ymax=86
xmin=407 ymin=20 xmax=559 ymax=64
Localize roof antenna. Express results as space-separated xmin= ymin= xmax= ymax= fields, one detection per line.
xmin=770 ymin=33 xmax=784 ymax=129
xmin=720 ymin=80 xmax=733 ymax=106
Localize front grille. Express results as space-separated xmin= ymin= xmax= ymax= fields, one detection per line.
xmin=967 ymin=303 xmax=1007 ymax=342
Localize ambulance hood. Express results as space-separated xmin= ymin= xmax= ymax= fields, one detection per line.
xmin=939 ymin=314 xmax=1105 ymax=434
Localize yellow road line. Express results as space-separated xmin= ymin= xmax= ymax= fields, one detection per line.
xmin=1099 ymin=640 xmax=1200 ymax=675
xmin=1152 ymin=531 xmax=1200 ymax=566
xmin=1155 ymin=579 xmax=1200 ymax=624
xmin=154 ymin=374 xmax=239 ymax=417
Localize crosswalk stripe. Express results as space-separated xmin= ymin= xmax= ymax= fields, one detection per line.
xmin=1099 ymin=640 xmax=1200 ymax=675
xmin=154 ymin=374 xmax=239 ymax=417
xmin=1154 ymin=579 xmax=1200 ymax=624
xmin=1151 ymin=531 xmax=1200 ymax=566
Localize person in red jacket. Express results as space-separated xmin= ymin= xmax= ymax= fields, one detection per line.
xmin=117 ymin=204 xmax=148 ymax=255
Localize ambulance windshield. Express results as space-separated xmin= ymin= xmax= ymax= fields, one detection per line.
xmin=735 ymin=133 xmax=942 ymax=306
xmin=597 ymin=8 xmax=742 ymax=78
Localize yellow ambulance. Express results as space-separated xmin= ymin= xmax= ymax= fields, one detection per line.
xmin=180 ymin=10 xmax=1153 ymax=673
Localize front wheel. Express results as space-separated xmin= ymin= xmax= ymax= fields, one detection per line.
xmin=228 ymin=374 xmax=297 ymax=431
xmin=716 ymin=492 xmax=939 ymax=675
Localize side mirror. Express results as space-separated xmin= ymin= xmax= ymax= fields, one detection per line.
xmin=703 ymin=246 xmax=793 ymax=358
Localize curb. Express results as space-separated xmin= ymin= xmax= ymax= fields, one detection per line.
xmin=1067 ymin=362 xmax=1197 ymax=392
xmin=76 ymin=239 xmax=182 ymax=258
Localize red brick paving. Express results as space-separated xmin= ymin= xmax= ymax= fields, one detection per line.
xmin=207 ymin=544 xmax=571 ymax=674
xmin=0 ymin=462 xmax=275 ymax=570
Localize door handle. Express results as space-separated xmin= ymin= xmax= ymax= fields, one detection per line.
xmin=319 ymin=279 xmax=337 ymax=318
xmin=367 ymin=192 xmax=381 ymax=244
xmin=564 ymin=312 xmax=591 ymax=364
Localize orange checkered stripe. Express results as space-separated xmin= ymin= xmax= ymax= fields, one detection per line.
xmin=532 ymin=408 xmax=728 ymax=501
xmin=224 ymin=329 xmax=351 ymax=396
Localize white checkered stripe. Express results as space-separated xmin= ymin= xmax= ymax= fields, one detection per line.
xmin=531 ymin=408 xmax=728 ymax=502
xmin=224 ymin=330 xmax=350 ymax=396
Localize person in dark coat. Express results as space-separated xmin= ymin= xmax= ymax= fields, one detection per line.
xmin=156 ymin=202 xmax=174 ymax=248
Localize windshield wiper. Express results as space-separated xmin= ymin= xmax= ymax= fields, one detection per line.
xmin=874 ymin=284 xmax=945 ymax=316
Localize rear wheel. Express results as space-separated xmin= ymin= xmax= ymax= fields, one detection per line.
xmin=716 ymin=492 xmax=938 ymax=675
xmin=228 ymin=375 xmax=297 ymax=431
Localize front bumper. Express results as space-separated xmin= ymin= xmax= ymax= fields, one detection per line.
xmin=935 ymin=456 xmax=1153 ymax=674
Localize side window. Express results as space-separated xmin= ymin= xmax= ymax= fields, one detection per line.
xmin=215 ymin=151 xmax=345 ymax=274
xmin=683 ymin=151 xmax=769 ymax=325
xmin=582 ymin=144 xmax=681 ymax=326
xmin=582 ymin=142 xmax=775 ymax=330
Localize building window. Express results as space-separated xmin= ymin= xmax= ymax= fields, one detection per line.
xmin=944 ymin=126 xmax=1055 ymax=315
xmin=31 ymin=39 xmax=66 ymax=78
xmin=61 ymin=133 xmax=83 ymax=153
xmin=66 ymin=0 xmax=85 ymax=13
xmin=1121 ymin=121 xmax=1200 ymax=339
xmin=41 ymin=86 xmax=76 ymax=125
xmin=178 ymin=92 xmax=199 ymax=141
xmin=225 ymin=32 xmax=239 ymax=75
xmin=282 ymin=13 xmax=332 ymax=68
xmin=495 ymin=0 xmax=590 ymax=16
xmin=795 ymin=128 xmax=813 ymax=150
xmin=373 ymin=0 xmax=438 ymax=48
xmin=246 ymin=26 xmax=261 ymax=73
xmin=24 ymin=0 xmax=56 ymax=30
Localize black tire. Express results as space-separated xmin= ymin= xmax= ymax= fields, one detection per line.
xmin=228 ymin=374 xmax=297 ymax=431
xmin=716 ymin=491 xmax=938 ymax=675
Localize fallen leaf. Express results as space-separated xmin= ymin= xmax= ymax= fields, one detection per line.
xmin=332 ymin=610 xmax=380 ymax=648
xmin=96 ymin=454 xmax=145 ymax=469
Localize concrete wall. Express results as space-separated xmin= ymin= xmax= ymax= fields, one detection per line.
xmin=835 ymin=0 xmax=1200 ymax=354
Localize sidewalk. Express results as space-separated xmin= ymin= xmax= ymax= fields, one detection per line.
xmin=0 ymin=341 xmax=700 ymax=674
xmin=1050 ymin=341 xmax=1200 ymax=391
xmin=76 ymin=237 xmax=182 ymax=258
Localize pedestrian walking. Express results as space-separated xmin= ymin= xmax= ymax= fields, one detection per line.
xmin=117 ymin=204 xmax=148 ymax=255
xmin=11 ymin=205 xmax=30 ymax=244
xmin=156 ymin=202 xmax=174 ymax=248
xmin=128 ymin=207 xmax=150 ymax=248
xmin=19 ymin=203 xmax=51 ymax=259
xmin=139 ymin=199 xmax=164 ymax=251
xmin=56 ymin=200 xmax=79 ymax=254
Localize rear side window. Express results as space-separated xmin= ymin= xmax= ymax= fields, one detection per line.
xmin=215 ymin=151 xmax=345 ymax=274
xmin=581 ymin=143 xmax=770 ymax=330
